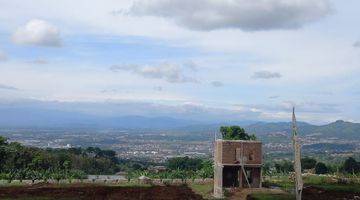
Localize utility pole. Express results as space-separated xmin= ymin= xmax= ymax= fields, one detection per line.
xmin=292 ymin=107 xmax=303 ymax=200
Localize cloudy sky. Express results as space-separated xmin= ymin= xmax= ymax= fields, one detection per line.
xmin=0 ymin=0 xmax=359 ymax=123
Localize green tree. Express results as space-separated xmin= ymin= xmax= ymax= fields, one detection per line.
xmin=220 ymin=126 xmax=256 ymax=140
xmin=343 ymin=157 xmax=360 ymax=174
xmin=275 ymin=160 xmax=294 ymax=173
xmin=198 ymin=160 xmax=213 ymax=179
xmin=167 ymin=157 xmax=203 ymax=171
xmin=0 ymin=136 xmax=7 ymax=145
xmin=301 ymin=157 xmax=317 ymax=170
xmin=315 ymin=162 xmax=328 ymax=174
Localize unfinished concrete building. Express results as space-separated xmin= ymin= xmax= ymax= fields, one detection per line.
xmin=213 ymin=139 xmax=262 ymax=198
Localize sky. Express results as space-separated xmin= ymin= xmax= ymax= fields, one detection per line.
xmin=0 ymin=0 xmax=359 ymax=124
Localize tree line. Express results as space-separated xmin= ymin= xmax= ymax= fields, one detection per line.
xmin=264 ymin=157 xmax=360 ymax=175
xmin=126 ymin=156 xmax=213 ymax=180
xmin=0 ymin=136 xmax=119 ymax=182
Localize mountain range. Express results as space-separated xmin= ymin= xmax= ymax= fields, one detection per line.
xmin=0 ymin=106 xmax=359 ymax=139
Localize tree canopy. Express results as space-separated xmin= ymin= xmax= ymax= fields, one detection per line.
xmin=220 ymin=126 xmax=256 ymax=140
xmin=343 ymin=157 xmax=360 ymax=174
xmin=315 ymin=162 xmax=328 ymax=174
xmin=0 ymin=136 xmax=119 ymax=175
xmin=301 ymin=157 xmax=317 ymax=170
xmin=167 ymin=157 xmax=203 ymax=171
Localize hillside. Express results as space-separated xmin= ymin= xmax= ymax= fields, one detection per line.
xmin=245 ymin=120 xmax=360 ymax=139
xmin=0 ymin=105 xmax=359 ymax=139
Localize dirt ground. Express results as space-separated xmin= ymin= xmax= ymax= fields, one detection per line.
xmin=229 ymin=188 xmax=287 ymax=200
xmin=0 ymin=183 xmax=204 ymax=200
xmin=303 ymin=186 xmax=360 ymax=200
xmin=236 ymin=186 xmax=360 ymax=200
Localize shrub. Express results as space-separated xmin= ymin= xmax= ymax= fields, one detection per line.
xmin=315 ymin=162 xmax=328 ymax=174
xmin=343 ymin=157 xmax=360 ymax=174
xmin=301 ymin=157 xmax=317 ymax=170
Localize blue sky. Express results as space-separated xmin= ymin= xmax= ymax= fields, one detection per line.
xmin=0 ymin=0 xmax=359 ymax=123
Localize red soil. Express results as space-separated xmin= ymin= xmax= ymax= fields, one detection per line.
xmin=303 ymin=186 xmax=360 ymax=200
xmin=0 ymin=183 xmax=204 ymax=200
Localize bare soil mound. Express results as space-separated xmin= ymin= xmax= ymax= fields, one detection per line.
xmin=303 ymin=186 xmax=360 ymax=200
xmin=0 ymin=184 xmax=204 ymax=200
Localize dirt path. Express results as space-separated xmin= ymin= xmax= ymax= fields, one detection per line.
xmin=229 ymin=188 xmax=286 ymax=200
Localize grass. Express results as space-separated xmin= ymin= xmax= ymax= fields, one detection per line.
xmin=263 ymin=176 xmax=294 ymax=192
xmin=189 ymin=183 xmax=214 ymax=199
xmin=249 ymin=193 xmax=294 ymax=200
xmin=265 ymin=174 xmax=360 ymax=194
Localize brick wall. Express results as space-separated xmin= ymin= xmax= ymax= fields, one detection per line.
xmin=218 ymin=140 xmax=262 ymax=165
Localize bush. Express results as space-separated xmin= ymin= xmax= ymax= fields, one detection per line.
xmin=167 ymin=157 xmax=203 ymax=171
xmin=301 ymin=157 xmax=317 ymax=170
xmin=343 ymin=157 xmax=360 ymax=174
xmin=4 ymin=171 xmax=16 ymax=183
xmin=315 ymin=162 xmax=328 ymax=174
xmin=69 ymin=170 xmax=87 ymax=180
xmin=16 ymin=169 xmax=28 ymax=182
xmin=27 ymin=170 xmax=40 ymax=183
xmin=51 ymin=170 xmax=66 ymax=183
xmin=274 ymin=160 xmax=294 ymax=173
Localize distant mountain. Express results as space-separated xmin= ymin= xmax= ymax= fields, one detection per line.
xmin=99 ymin=116 xmax=200 ymax=129
xmin=0 ymin=108 xmax=199 ymax=129
xmin=0 ymin=107 xmax=201 ymax=129
xmin=244 ymin=120 xmax=360 ymax=139
xmin=174 ymin=120 xmax=259 ymax=132
xmin=0 ymin=105 xmax=359 ymax=139
xmin=177 ymin=120 xmax=360 ymax=140
xmin=244 ymin=121 xmax=315 ymax=135
xmin=308 ymin=120 xmax=360 ymax=139
xmin=0 ymin=105 xmax=258 ymax=130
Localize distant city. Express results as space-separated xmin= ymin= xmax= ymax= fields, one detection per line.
xmin=1 ymin=119 xmax=359 ymax=164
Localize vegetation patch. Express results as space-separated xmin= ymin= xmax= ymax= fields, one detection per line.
xmin=189 ymin=183 xmax=214 ymax=199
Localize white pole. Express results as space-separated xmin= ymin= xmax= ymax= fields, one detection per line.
xmin=292 ymin=107 xmax=303 ymax=200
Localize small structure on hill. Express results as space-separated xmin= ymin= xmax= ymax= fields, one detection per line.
xmin=213 ymin=139 xmax=262 ymax=198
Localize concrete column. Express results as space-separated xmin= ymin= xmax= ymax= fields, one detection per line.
xmin=239 ymin=166 xmax=243 ymax=188
xmin=213 ymin=164 xmax=223 ymax=198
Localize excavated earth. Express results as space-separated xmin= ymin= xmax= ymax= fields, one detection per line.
xmin=302 ymin=186 xmax=360 ymax=200
xmin=0 ymin=183 xmax=204 ymax=200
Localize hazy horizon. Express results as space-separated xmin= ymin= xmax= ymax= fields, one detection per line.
xmin=0 ymin=0 xmax=360 ymax=124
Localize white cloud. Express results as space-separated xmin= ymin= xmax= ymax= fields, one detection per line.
xmin=0 ymin=84 xmax=19 ymax=91
xmin=268 ymin=95 xmax=279 ymax=99
xmin=211 ymin=81 xmax=223 ymax=87
xmin=129 ymin=0 xmax=332 ymax=31
xmin=153 ymin=86 xmax=163 ymax=91
xmin=0 ymin=1 xmax=358 ymax=122
xmin=12 ymin=19 xmax=61 ymax=47
xmin=354 ymin=41 xmax=360 ymax=48
xmin=0 ymin=51 xmax=7 ymax=61
xmin=28 ymin=59 xmax=49 ymax=64
xmin=252 ymin=71 xmax=282 ymax=79
xmin=110 ymin=63 xmax=198 ymax=83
